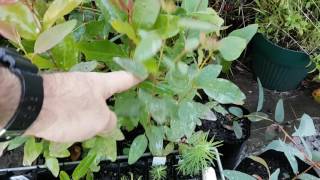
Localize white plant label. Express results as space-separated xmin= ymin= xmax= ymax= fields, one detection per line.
xmin=152 ymin=156 xmax=166 ymax=166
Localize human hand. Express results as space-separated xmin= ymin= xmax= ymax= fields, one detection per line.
xmin=25 ymin=71 xmax=141 ymax=143
xmin=0 ymin=0 xmax=17 ymax=5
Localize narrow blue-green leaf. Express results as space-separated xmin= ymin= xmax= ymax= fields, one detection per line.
xmin=114 ymin=57 xmax=148 ymax=79
xmin=233 ymin=121 xmax=243 ymax=139
xmin=275 ymin=99 xmax=284 ymax=123
xmin=72 ymin=152 xmax=97 ymax=180
xmin=34 ymin=20 xmax=77 ymax=53
xmin=247 ymin=112 xmax=269 ymax=122
xmin=228 ymin=106 xmax=243 ymax=118
xmin=223 ymin=170 xmax=255 ymax=180
xmin=128 ymin=134 xmax=148 ymax=164
xmin=298 ymin=173 xmax=319 ymax=180
xmin=292 ymin=114 xmax=316 ymax=137
xmin=257 ymin=78 xmax=264 ymax=111
xmin=270 ymin=168 xmax=280 ymax=180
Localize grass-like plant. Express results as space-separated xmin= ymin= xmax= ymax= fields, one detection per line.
xmin=150 ymin=165 xmax=167 ymax=180
xmin=177 ymin=131 xmax=222 ymax=176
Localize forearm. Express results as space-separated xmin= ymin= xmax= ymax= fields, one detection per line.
xmin=0 ymin=66 xmax=21 ymax=128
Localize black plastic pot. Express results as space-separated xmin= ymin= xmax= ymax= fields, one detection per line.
xmin=236 ymin=150 xmax=319 ymax=179
xmin=197 ymin=105 xmax=251 ymax=170
xmin=250 ymin=33 xmax=312 ymax=91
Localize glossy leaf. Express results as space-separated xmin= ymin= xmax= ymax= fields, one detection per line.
xmin=70 ymin=61 xmax=99 ymax=72
xmin=43 ymin=0 xmax=82 ymax=29
xmin=292 ymin=114 xmax=316 ymax=137
xmin=218 ymin=36 xmax=247 ymax=61
xmin=128 ymin=134 xmax=148 ymax=164
xmin=146 ymin=126 xmax=164 ymax=156
xmin=257 ymin=78 xmax=264 ymax=111
xmin=270 ymin=168 xmax=280 ymax=180
xmin=0 ymin=1 xmax=40 ymax=40
xmin=45 ymin=157 xmax=59 ymax=177
xmin=134 ymin=32 xmax=162 ymax=62
xmin=114 ymin=57 xmax=148 ymax=79
xmin=247 ymin=112 xmax=269 ymax=122
xmin=202 ymin=78 xmax=246 ymax=105
xmin=228 ymin=106 xmax=243 ymax=118
xmin=249 ymin=156 xmax=270 ymax=177
xmin=178 ymin=18 xmax=219 ymax=33
xmin=223 ymin=170 xmax=255 ymax=180
xmin=26 ymin=54 xmax=55 ymax=69
xmin=34 ymin=20 xmax=77 ymax=54
xmin=96 ymin=0 xmax=125 ymax=21
xmin=111 ymin=20 xmax=139 ymax=44
xmin=194 ymin=64 xmax=222 ymax=86
xmin=23 ymin=137 xmax=43 ymax=166
xmin=298 ymin=173 xmax=319 ymax=180
xmin=233 ymin=121 xmax=243 ymax=139
xmin=133 ymin=0 xmax=160 ymax=29
xmin=78 ymin=40 xmax=125 ymax=62
xmin=59 ymin=171 xmax=70 ymax=180
xmin=72 ymin=152 xmax=97 ymax=180
xmin=274 ymin=99 xmax=284 ymax=123
xmin=8 ymin=136 xmax=28 ymax=150
xmin=0 ymin=20 xmax=20 ymax=44
xmin=51 ymin=34 xmax=79 ymax=71
xmin=229 ymin=24 xmax=258 ymax=43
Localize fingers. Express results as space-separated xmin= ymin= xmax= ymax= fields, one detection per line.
xmin=94 ymin=71 xmax=142 ymax=98
xmin=104 ymin=110 xmax=117 ymax=132
xmin=0 ymin=0 xmax=17 ymax=5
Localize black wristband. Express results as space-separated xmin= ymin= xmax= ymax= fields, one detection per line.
xmin=0 ymin=48 xmax=43 ymax=141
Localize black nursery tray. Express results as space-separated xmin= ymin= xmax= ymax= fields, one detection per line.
xmin=0 ymin=153 xmax=204 ymax=180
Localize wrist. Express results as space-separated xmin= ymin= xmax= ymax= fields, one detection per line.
xmin=0 ymin=66 xmax=21 ymax=129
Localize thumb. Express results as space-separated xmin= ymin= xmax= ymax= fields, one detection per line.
xmin=94 ymin=71 xmax=142 ymax=98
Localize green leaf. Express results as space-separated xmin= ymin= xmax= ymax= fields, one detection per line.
xmin=292 ymin=114 xmax=316 ymax=137
xmin=51 ymin=34 xmax=79 ymax=71
xmin=312 ymin=150 xmax=320 ymax=162
xmin=96 ymin=0 xmax=125 ymax=21
xmin=59 ymin=171 xmax=71 ymax=180
xmin=72 ymin=152 xmax=97 ymax=180
xmin=128 ymin=134 xmax=148 ymax=164
xmin=247 ymin=112 xmax=269 ymax=122
xmin=111 ymin=20 xmax=139 ymax=44
xmin=248 ymin=156 xmax=270 ymax=177
xmin=163 ymin=143 xmax=174 ymax=156
xmin=83 ymin=20 xmax=109 ymax=40
xmin=201 ymin=78 xmax=246 ymax=105
xmin=181 ymin=0 xmax=208 ymax=13
xmin=194 ymin=64 xmax=222 ymax=86
xmin=78 ymin=40 xmax=125 ymax=62
xmin=45 ymin=157 xmax=60 ymax=177
xmin=146 ymin=126 xmax=164 ymax=156
xmin=223 ymin=170 xmax=255 ymax=180
xmin=270 ymin=168 xmax=280 ymax=180
xmin=23 ymin=137 xmax=43 ymax=166
xmin=134 ymin=32 xmax=162 ymax=62
xmin=34 ymin=20 xmax=77 ymax=54
xmin=154 ymin=15 xmax=180 ymax=39
xmin=298 ymin=173 xmax=319 ymax=180
xmin=233 ymin=121 xmax=243 ymax=139
xmin=257 ymin=78 xmax=264 ymax=111
xmin=49 ymin=142 xmax=72 ymax=158
xmin=26 ymin=54 xmax=55 ymax=69
xmin=178 ymin=18 xmax=219 ymax=33
xmin=98 ymin=128 xmax=125 ymax=141
xmin=166 ymin=62 xmax=192 ymax=94
xmin=114 ymin=57 xmax=148 ymax=79
xmin=70 ymin=61 xmax=99 ymax=72
xmin=229 ymin=24 xmax=258 ymax=43
xmin=0 ymin=141 xmax=9 ymax=157
xmin=228 ymin=106 xmax=243 ymax=118
xmin=86 ymin=172 xmax=94 ymax=180
xmin=218 ymin=36 xmax=247 ymax=61
xmin=43 ymin=0 xmax=82 ymax=29
xmin=0 ymin=1 xmax=40 ymax=40
xmin=8 ymin=136 xmax=28 ymax=150
xmin=133 ymin=0 xmax=160 ymax=29
xmin=274 ymin=99 xmax=284 ymax=123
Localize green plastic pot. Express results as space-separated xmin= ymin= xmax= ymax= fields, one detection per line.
xmin=250 ymin=33 xmax=312 ymax=91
